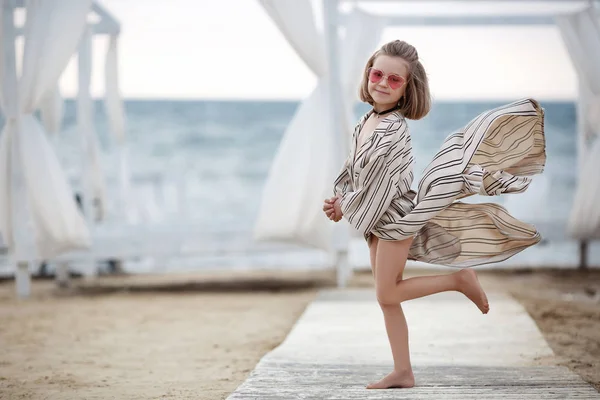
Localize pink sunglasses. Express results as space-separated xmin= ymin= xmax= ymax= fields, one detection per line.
xmin=368 ymin=68 xmax=406 ymax=90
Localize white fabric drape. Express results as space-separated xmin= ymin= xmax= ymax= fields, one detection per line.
xmin=104 ymin=34 xmax=132 ymax=221
xmin=78 ymin=25 xmax=107 ymax=221
xmin=253 ymin=2 xmax=383 ymax=250
xmin=556 ymin=7 xmax=600 ymax=239
xmin=257 ymin=0 xmax=326 ymax=76
xmin=254 ymin=81 xmax=336 ymax=249
xmin=253 ymin=0 xmax=332 ymax=249
xmin=0 ymin=0 xmax=92 ymax=261
xmin=39 ymin=85 xmax=64 ymax=135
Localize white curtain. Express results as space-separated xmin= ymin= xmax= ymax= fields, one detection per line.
xmin=39 ymin=85 xmax=64 ymax=136
xmin=104 ymin=34 xmax=133 ymax=221
xmin=556 ymin=7 xmax=600 ymax=239
xmin=253 ymin=1 xmax=383 ymax=250
xmin=253 ymin=0 xmax=331 ymax=249
xmin=0 ymin=0 xmax=92 ymax=261
xmin=257 ymin=0 xmax=326 ymax=76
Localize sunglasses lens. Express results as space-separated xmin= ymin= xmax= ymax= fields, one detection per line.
xmin=369 ymin=68 xmax=405 ymax=89
xmin=368 ymin=69 xmax=383 ymax=83
xmin=388 ymin=75 xmax=405 ymax=89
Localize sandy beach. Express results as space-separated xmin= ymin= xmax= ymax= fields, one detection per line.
xmin=0 ymin=267 xmax=598 ymax=399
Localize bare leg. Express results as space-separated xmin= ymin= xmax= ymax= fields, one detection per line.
xmin=391 ymin=268 xmax=489 ymax=313
xmin=371 ymin=235 xmax=489 ymax=313
xmin=367 ymin=238 xmax=415 ymax=389
xmin=368 ymin=235 xmax=379 ymax=280
xmin=367 ymin=238 xmax=490 ymax=389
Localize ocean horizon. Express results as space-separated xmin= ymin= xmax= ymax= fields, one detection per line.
xmin=1 ymin=98 xmax=599 ymax=273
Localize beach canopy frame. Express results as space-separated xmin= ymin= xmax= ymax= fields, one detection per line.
xmin=254 ymin=0 xmax=600 ymax=287
xmin=0 ymin=0 xmax=128 ymax=298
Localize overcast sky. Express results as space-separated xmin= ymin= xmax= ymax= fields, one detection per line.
xmin=55 ymin=0 xmax=586 ymax=101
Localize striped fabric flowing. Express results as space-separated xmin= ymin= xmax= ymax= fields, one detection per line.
xmin=333 ymin=98 xmax=546 ymax=267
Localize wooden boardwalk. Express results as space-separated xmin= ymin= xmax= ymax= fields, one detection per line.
xmin=228 ymin=289 xmax=599 ymax=399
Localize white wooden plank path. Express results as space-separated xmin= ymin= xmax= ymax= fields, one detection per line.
xmin=228 ymin=289 xmax=600 ymax=399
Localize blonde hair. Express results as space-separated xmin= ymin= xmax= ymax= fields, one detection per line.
xmin=359 ymin=40 xmax=431 ymax=120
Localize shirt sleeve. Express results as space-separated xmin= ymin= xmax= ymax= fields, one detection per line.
xmin=333 ymin=156 xmax=352 ymax=197
xmin=339 ymin=121 xmax=412 ymax=236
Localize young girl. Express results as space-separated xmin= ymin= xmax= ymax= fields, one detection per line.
xmin=323 ymin=40 xmax=545 ymax=389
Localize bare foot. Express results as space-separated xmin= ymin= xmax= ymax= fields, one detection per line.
xmin=366 ymin=370 xmax=415 ymax=389
xmin=457 ymin=269 xmax=490 ymax=314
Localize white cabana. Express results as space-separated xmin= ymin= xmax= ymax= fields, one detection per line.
xmin=254 ymin=0 xmax=600 ymax=286
xmin=556 ymin=6 xmax=600 ymax=259
xmin=0 ymin=0 xmax=128 ymax=297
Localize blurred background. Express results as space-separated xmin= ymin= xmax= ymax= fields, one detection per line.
xmin=1 ymin=2 xmax=599 ymax=398
xmin=1 ymin=0 xmax=599 ymax=278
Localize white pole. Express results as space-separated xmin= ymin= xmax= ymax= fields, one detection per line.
xmin=3 ymin=0 xmax=32 ymax=298
xmin=576 ymin=80 xmax=591 ymax=269
xmin=77 ymin=25 xmax=98 ymax=278
xmin=324 ymin=0 xmax=351 ymax=288
xmin=105 ymin=34 xmax=131 ymax=222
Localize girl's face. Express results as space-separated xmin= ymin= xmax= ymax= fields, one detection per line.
xmin=367 ymin=55 xmax=409 ymax=109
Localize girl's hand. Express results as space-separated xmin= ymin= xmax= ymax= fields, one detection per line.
xmin=323 ymin=196 xmax=342 ymax=222
xmin=323 ymin=197 xmax=336 ymax=220
xmin=332 ymin=197 xmax=343 ymax=222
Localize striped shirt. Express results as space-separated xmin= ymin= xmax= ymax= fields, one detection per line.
xmin=333 ymin=98 xmax=546 ymax=267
